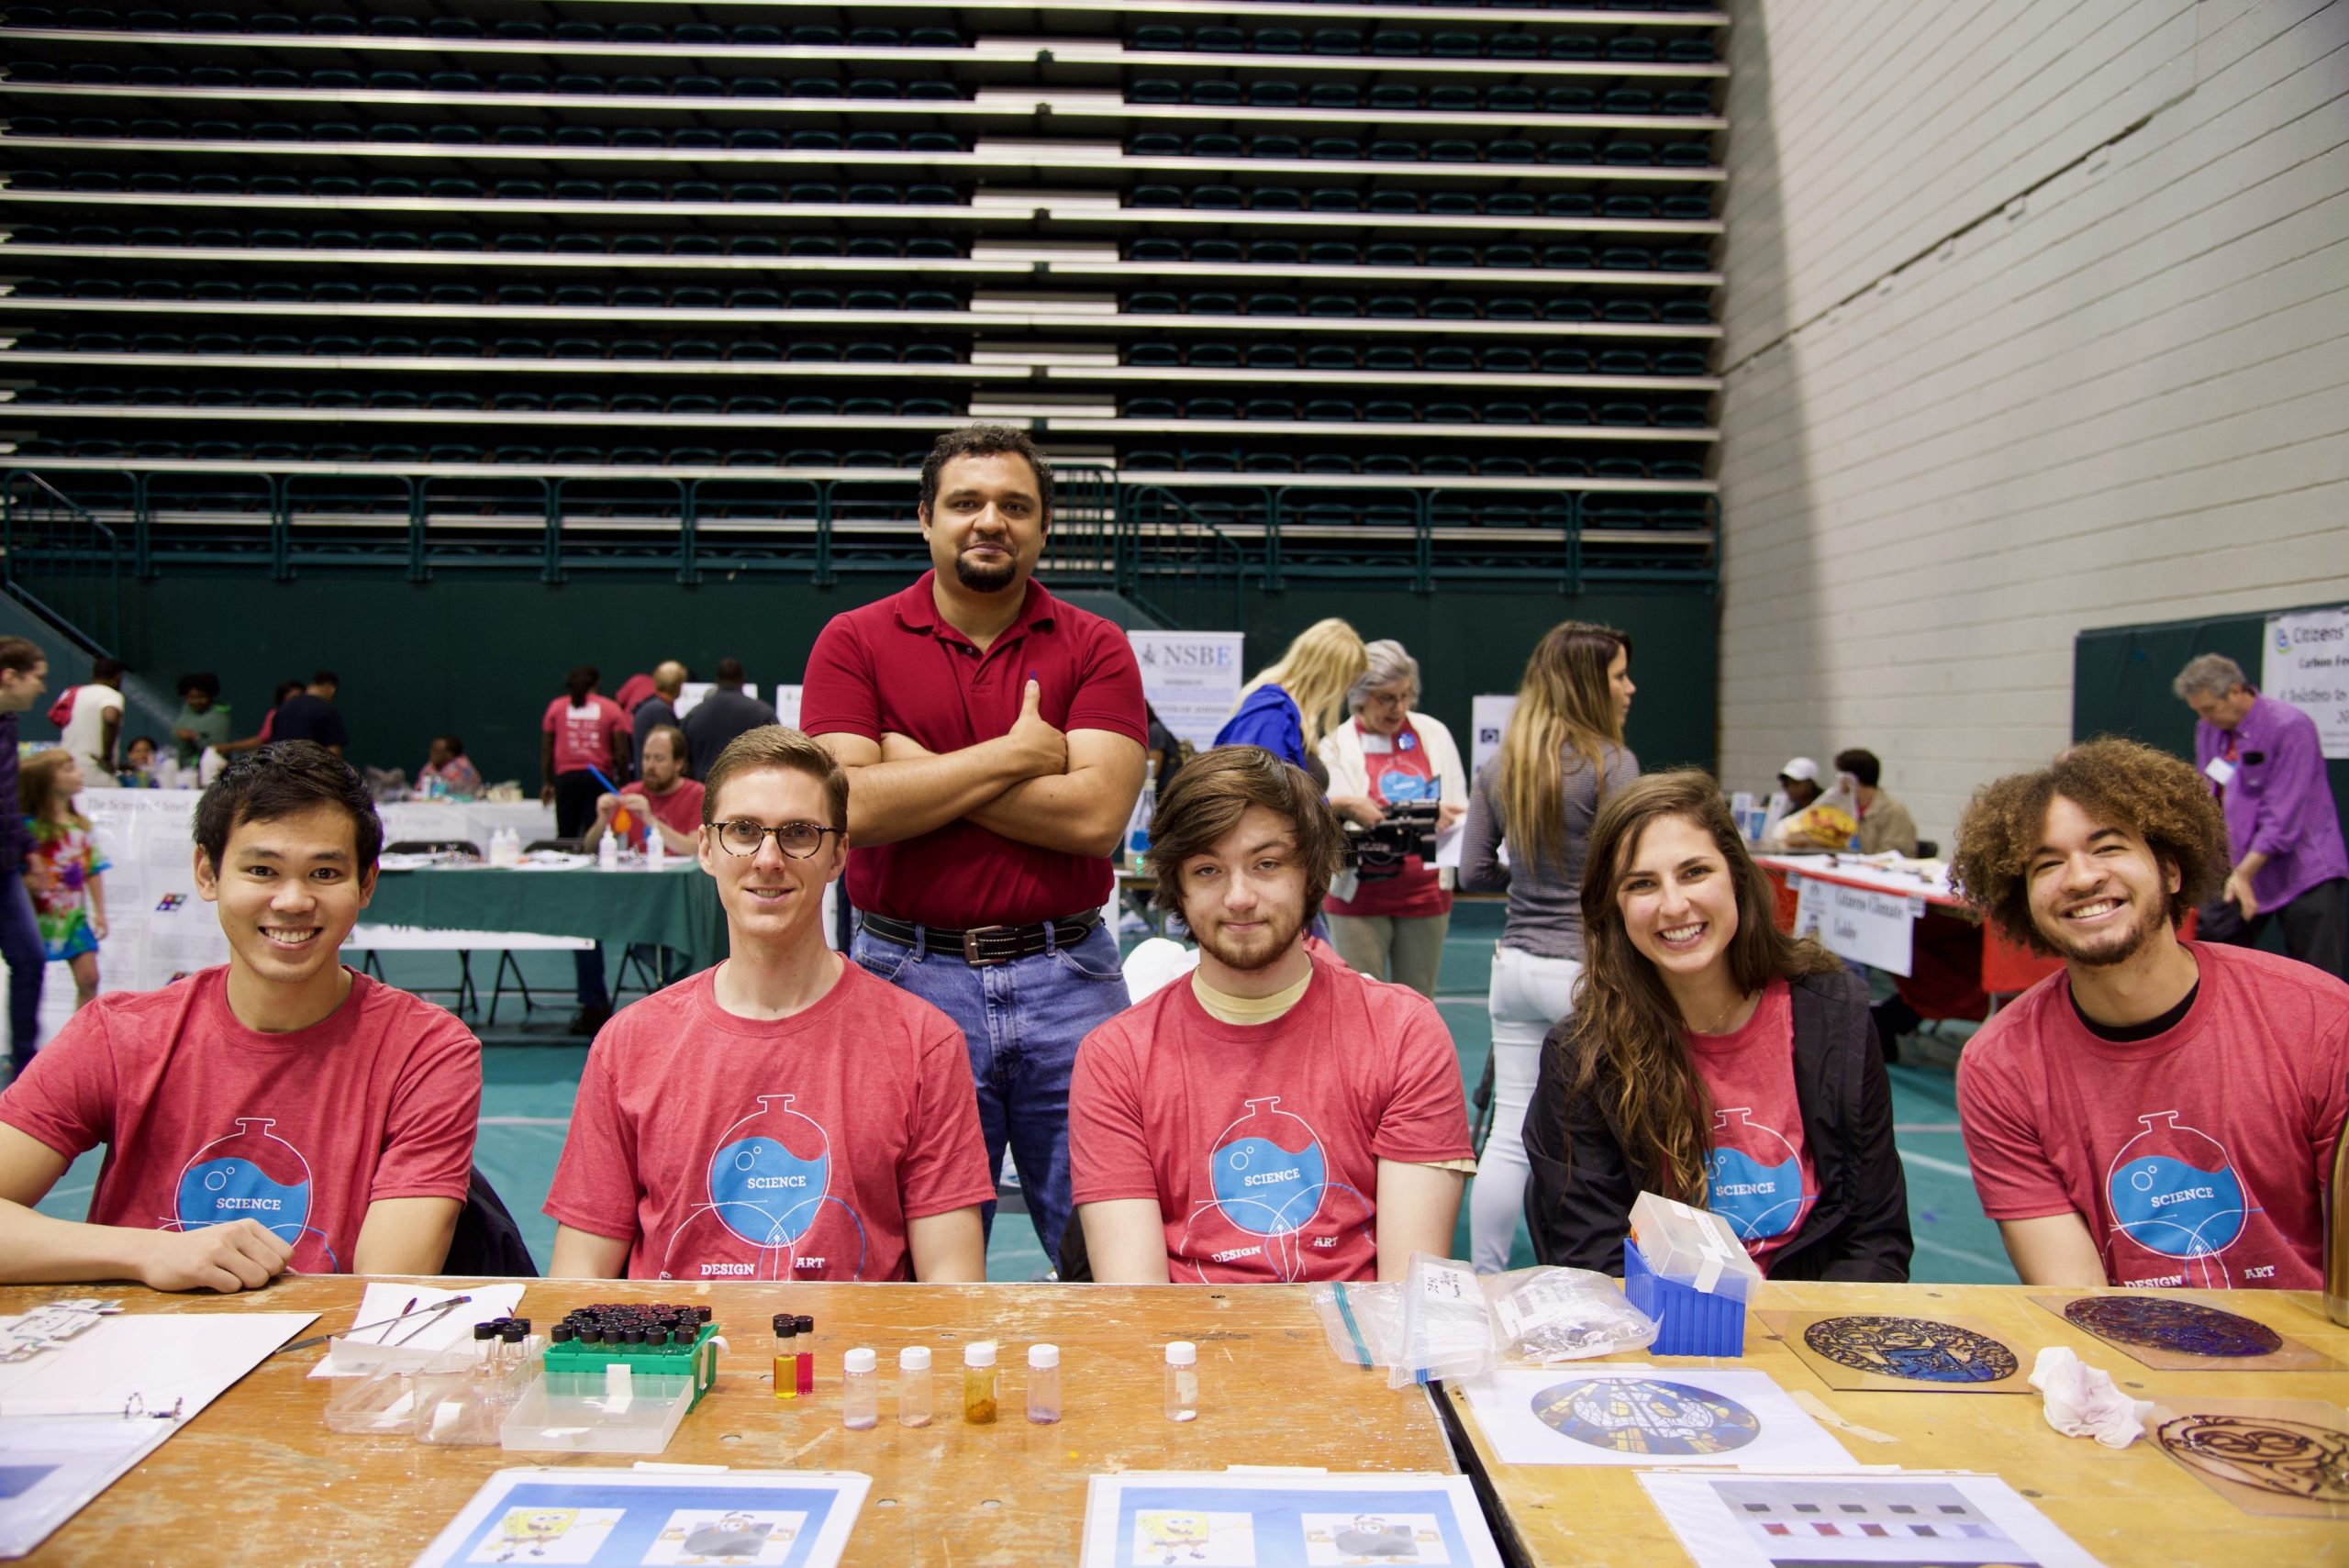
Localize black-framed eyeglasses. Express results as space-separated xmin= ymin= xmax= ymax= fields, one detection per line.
xmin=707 ymin=820 xmax=843 ymax=859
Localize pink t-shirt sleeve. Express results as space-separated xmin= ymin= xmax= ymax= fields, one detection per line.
xmin=1067 ymin=1021 xmax=1163 ymax=1206
xmin=544 ymin=1041 xmax=641 ymax=1242
xmin=368 ymin=1015 xmax=483 ymax=1205
xmin=540 ymin=696 xmax=564 ymax=737
xmin=0 ymin=1004 xmax=117 ymax=1161
xmin=898 ymin=1018 xmax=996 ymax=1220
xmin=1063 ymin=623 xmax=1149 ymax=745
xmin=1955 ymin=1041 xmax=2077 ymax=1221
xmin=604 ymin=698 xmax=630 ymax=751
xmin=797 ymin=616 xmax=881 ymax=741
xmin=1371 ymin=995 xmax=1475 ymax=1165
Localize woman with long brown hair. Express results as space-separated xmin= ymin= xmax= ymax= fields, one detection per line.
xmin=1522 ymin=771 xmax=1911 ymax=1279
xmin=1458 ymin=621 xmax=1635 ymax=1272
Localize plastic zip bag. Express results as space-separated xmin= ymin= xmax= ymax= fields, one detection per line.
xmin=1388 ymin=1253 xmax=1497 ymax=1388
xmin=1310 ymin=1278 xmax=1403 ymax=1371
xmin=1482 ymin=1265 xmax=1659 ymax=1362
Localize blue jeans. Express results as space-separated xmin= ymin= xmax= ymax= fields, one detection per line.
xmin=0 ymin=873 xmax=45 ymax=1069
xmin=851 ymin=917 xmax=1130 ymax=1265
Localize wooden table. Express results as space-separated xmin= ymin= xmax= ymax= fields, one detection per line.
xmin=4 ymin=1276 xmax=1454 ymax=1566
xmin=1443 ymin=1281 xmax=2348 ymax=1568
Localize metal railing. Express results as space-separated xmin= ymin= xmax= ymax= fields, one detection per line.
xmin=1117 ymin=484 xmax=1249 ymax=628
xmin=0 ymin=471 xmax=122 ymax=653
xmin=0 ymin=464 xmax=1715 ymax=628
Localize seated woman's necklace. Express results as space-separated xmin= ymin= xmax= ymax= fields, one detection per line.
xmin=1697 ymin=989 xmax=1754 ymax=1034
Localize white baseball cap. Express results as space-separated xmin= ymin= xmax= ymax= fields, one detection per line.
xmin=1778 ymin=757 xmax=1820 ymax=783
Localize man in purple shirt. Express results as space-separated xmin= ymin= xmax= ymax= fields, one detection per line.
xmin=2176 ymin=653 xmax=2347 ymax=978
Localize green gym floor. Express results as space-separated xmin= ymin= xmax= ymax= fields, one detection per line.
xmin=36 ymin=903 xmax=2017 ymax=1284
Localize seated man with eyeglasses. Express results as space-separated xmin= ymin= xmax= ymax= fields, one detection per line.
xmin=547 ymin=728 xmax=994 ymax=1282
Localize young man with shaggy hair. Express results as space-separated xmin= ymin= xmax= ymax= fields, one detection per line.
xmin=1069 ymin=745 xmax=1473 ymax=1284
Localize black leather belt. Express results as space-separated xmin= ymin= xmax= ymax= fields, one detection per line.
xmin=858 ymin=907 xmax=1103 ymax=967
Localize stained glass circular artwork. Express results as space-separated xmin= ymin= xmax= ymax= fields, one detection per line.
xmin=1531 ymin=1377 xmax=1762 ymax=1456
xmin=1801 ymin=1316 xmax=2021 ymax=1384
xmin=2064 ymin=1296 xmax=2283 ymax=1358
xmin=2157 ymin=1414 xmax=2349 ymax=1502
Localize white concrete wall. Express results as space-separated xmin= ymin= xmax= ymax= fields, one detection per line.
xmin=1715 ymin=0 xmax=2349 ymax=842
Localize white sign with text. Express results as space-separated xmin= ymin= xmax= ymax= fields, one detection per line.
xmin=1470 ymin=694 xmax=1517 ymax=782
xmin=1127 ymin=630 xmax=1246 ymax=751
xmin=2262 ymin=605 xmax=2349 ymax=760
xmin=1791 ymin=873 xmax=1922 ymax=977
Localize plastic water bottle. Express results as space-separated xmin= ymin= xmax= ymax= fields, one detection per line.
xmin=1126 ymin=763 xmax=1158 ymax=867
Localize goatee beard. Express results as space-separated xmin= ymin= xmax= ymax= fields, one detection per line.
xmin=954 ymin=551 xmax=1018 ymax=592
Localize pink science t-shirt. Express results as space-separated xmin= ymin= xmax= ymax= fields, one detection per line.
xmin=0 ymin=968 xmax=481 ymax=1273
xmin=1068 ymin=954 xmax=1473 ymax=1284
xmin=1958 ymin=942 xmax=2349 ymax=1289
xmin=542 ymin=694 xmax=630 ymax=777
xmin=545 ymin=962 xmax=996 ymax=1282
xmin=1687 ymin=979 xmax=1815 ymax=1275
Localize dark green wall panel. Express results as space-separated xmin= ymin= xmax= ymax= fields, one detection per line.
xmin=101 ymin=573 xmax=1718 ymax=786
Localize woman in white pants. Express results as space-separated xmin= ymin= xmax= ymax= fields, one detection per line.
xmin=1458 ymin=622 xmax=1637 ymax=1273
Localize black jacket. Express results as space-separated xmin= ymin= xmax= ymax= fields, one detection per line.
xmin=1522 ymin=967 xmax=1912 ymax=1282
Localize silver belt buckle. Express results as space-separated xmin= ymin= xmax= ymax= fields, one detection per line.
xmin=961 ymin=925 xmax=1011 ymax=965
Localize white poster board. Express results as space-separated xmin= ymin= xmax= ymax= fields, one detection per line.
xmin=39 ymin=788 xmax=230 ymax=1040
xmin=1126 ymin=630 xmax=1245 ymax=751
xmin=1471 ymin=694 xmax=1517 ymax=782
xmin=1790 ymin=873 xmax=1923 ymax=977
xmin=2263 ymin=605 xmax=2349 ymax=759
xmin=671 ymin=682 xmax=761 ymax=720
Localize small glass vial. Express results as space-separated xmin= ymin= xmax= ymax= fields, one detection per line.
xmin=841 ymin=1349 xmax=879 ymax=1430
xmin=1026 ymin=1343 xmax=1062 ymax=1425
xmin=963 ymin=1340 xmax=999 ymax=1425
xmin=796 ymin=1315 xmax=816 ymax=1396
xmin=1164 ymin=1340 xmax=1198 ymax=1422
xmin=898 ymin=1346 xmax=933 ymax=1428
xmin=772 ymin=1315 xmax=796 ymax=1401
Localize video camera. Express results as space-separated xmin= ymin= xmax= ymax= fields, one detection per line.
xmin=1341 ymin=797 xmax=1442 ymax=882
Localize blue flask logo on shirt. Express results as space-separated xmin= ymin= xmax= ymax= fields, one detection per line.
xmin=173 ymin=1117 xmax=328 ymax=1268
xmin=1704 ymin=1107 xmax=1809 ymax=1248
xmin=1211 ymin=1096 xmax=1330 ymax=1237
xmin=707 ymin=1094 xmax=831 ymax=1248
xmin=1375 ymin=768 xmax=1437 ymax=804
xmin=2106 ymin=1110 xmax=2249 ymax=1279
xmin=1179 ymin=1096 xmax=1371 ymax=1282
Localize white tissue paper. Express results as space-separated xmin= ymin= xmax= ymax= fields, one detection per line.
xmin=2028 ymin=1345 xmax=2153 ymax=1449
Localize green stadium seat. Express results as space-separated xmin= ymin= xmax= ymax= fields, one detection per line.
xmin=1189 ymin=80 xmax=1241 ymax=106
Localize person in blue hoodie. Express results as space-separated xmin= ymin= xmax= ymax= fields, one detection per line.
xmin=1211 ymin=619 xmax=1366 ymax=786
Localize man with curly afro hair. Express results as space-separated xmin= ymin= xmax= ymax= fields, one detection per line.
xmin=1947 ymin=738 xmax=2349 ymax=1291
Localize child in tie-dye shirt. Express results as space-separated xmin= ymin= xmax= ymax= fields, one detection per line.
xmin=18 ymin=750 xmax=108 ymax=1011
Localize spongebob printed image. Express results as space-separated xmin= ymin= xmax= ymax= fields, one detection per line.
xmin=1130 ymin=1509 xmax=1257 ymax=1566
xmin=642 ymin=1507 xmax=805 ymax=1566
xmin=464 ymin=1507 xmax=623 ymax=1564
xmin=1302 ymin=1512 xmax=1450 ymax=1564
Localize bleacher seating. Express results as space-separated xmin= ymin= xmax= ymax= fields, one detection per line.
xmin=0 ymin=0 xmax=1722 ymax=584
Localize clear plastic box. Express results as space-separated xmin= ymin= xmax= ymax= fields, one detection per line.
xmin=1627 ymin=1191 xmax=1761 ymax=1301
xmin=499 ymin=1365 xmax=698 ymax=1455
xmin=321 ymin=1350 xmax=475 ymax=1435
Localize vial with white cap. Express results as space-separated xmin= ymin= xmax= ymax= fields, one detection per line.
xmin=1164 ymin=1340 xmax=1197 ymax=1422
xmin=898 ymin=1346 xmax=933 ymax=1428
xmin=1026 ymin=1343 xmax=1061 ymax=1425
xmin=963 ymin=1340 xmax=998 ymax=1425
xmin=841 ymin=1348 xmax=878 ymax=1430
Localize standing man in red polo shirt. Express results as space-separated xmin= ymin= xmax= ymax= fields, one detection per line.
xmin=800 ymin=425 xmax=1149 ymax=1266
